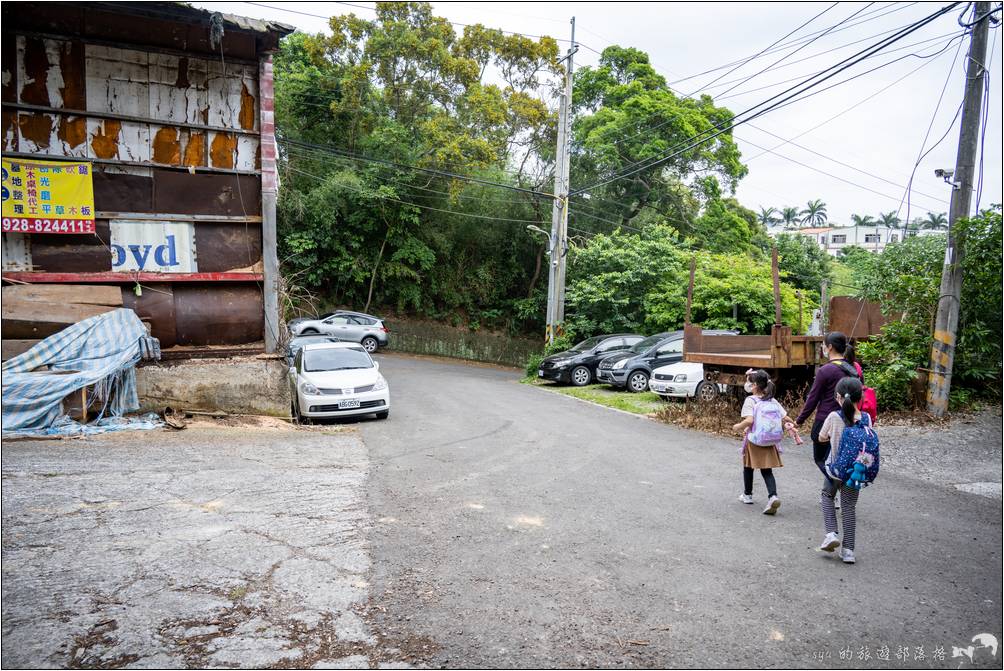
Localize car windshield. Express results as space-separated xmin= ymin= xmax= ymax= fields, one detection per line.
xmin=570 ymin=336 xmax=604 ymax=352
xmin=629 ymin=335 xmax=664 ymax=353
xmin=303 ymin=348 xmax=372 ymax=372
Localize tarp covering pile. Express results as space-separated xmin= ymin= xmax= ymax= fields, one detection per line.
xmin=2 ymin=308 xmax=158 ymax=435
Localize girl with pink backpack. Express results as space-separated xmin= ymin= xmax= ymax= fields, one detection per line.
xmin=732 ymin=369 xmax=798 ymax=515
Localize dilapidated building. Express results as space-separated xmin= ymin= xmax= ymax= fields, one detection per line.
xmin=2 ymin=2 xmax=293 ymax=353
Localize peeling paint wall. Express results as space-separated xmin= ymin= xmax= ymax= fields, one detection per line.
xmin=10 ymin=36 xmax=260 ymax=169
xmin=2 ymin=3 xmax=285 ymax=349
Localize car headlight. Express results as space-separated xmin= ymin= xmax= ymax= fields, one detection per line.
xmin=555 ymin=360 xmax=572 ymax=369
xmin=613 ymin=359 xmax=628 ymax=370
xmin=674 ymin=374 xmax=688 ymax=382
xmin=373 ymin=375 xmax=388 ymax=391
xmin=300 ymin=382 xmax=319 ymax=395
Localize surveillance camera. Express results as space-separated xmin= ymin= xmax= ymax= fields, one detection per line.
xmin=934 ymin=168 xmax=954 ymax=179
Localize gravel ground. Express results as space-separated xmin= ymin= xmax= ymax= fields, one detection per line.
xmin=878 ymin=407 xmax=1003 ymax=499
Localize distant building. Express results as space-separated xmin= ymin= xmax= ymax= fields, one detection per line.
xmin=767 ymin=225 xmax=945 ymax=256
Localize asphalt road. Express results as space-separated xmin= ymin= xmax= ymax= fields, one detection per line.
xmin=361 ymin=354 xmax=1003 ymax=669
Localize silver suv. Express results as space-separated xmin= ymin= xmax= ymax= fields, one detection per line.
xmin=289 ymin=310 xmax=389 ymax=353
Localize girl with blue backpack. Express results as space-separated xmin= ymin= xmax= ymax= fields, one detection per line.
xmin=732 ymin=370 xmax=797 ymax=516
xmin=816 ymin=376 xmax=880 ymax=564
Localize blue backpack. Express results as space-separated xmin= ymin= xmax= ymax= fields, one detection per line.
xmin=827 ymin=414 xmax=880 ymax=487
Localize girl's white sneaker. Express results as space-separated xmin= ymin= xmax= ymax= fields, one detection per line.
xmin=739 ymin=494 xmax=754 ymax=504
xmin=763 ymin=495 xmax=781 ymax=515
xmin=819 ymin=532 xmax=840 ymax=552
xmin=840 ymin=548 xmax=856 ymax=564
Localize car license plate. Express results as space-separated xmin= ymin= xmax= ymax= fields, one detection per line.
xmin=538 ymin=370 xmax=544 ymax=377
xmin=652 ymin=383 xmax=666 ymax=392
xmin=338 ymin=399 xmax=361 ymax=410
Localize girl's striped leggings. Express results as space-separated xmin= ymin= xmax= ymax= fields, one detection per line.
xmin=821 ymin=479 xmax=860 ymax=550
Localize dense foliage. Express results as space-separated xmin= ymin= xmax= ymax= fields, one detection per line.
xmin=854 ymin=206 xmax=1002 ymax=409
xmin=275 ymin=3 xmax=768 ymax=335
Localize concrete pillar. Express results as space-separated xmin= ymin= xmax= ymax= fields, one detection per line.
xmin=260 ymin=54 xmax=280 ymax=353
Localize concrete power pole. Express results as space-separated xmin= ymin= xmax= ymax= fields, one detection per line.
xmin=546 ymin=17 xmax=576 ymax=345
xmin=926 ymin=1 xmax=991 ymax=416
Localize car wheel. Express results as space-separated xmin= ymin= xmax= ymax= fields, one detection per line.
xmin=291 ymin=399 xmax=310 ymax=425
xmin=300 ymin=328 xmax=319 ymax=335
xmin=570 ymin=365 xmax=592 ymax=387
xmin=695 ymin=381 xmax=718 ymax=403
xmin=361 ymin=336 xmax=378 ymax=353
xmin=627 ymin=370 xmax=649 ymax=393
xmin=375 ymin=410 xmax=389 ymax=420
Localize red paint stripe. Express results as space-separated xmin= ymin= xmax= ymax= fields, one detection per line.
xmin=2 ymin=272 xmax=264 ymax=283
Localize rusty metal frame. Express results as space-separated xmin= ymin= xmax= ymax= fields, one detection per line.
xmin=1 ymin=151 xmax=261 ymax=176
xmin=96 ymin=212 xmax=262 ymax=223
xmin=2 ymin=271 xmax=264 ymax=283
xmin=11 ymin=28 xmax=261 ymax=66
xmin=3 ymin=102 xmax=261 ymax=137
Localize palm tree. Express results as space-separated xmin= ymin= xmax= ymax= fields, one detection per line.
xmin=800 ymin=199 xmax=828 ymax=227
xmin=878 ymin=211 xmax=901 ymax=229
xmin=850 ymin=214 xmax=875 ymax=227
xmin=758 ymin=206 xmax=780 ymax=228
xmin=923 ymin=211 xmax=948 ymax=229
xmin=780 ymin=207 xmax=800 ymax=228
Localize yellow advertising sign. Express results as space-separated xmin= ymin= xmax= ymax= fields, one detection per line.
xmin=2 ymin=158 xmax=96 ymax=234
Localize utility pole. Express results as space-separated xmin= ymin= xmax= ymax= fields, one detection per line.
xmin=546 ymin=16 xmax=576 ymax=345
xmin=926 ymin=1 xmax=991 ymax=416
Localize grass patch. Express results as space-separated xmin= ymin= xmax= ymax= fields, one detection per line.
xmin=531 ymin=381 xmax=665 ymax=415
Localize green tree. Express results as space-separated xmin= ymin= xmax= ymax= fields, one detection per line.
xmin=800 ymin=199 xmax=828 ymax=227
xmin=780 ymin=206 xmax=800 ymax=227
xmin=772 ymin=233 xmax=833 ymax=293
xmin=878 ymin=211 xmax=901 ymax=229
xmin=570 ymin=46 xmax=747 ymax=233
xmin=922 ymin=211 xmax=948 ymax=229
xmin=758 ymin=206 xmax=780 ymax=228
xmin=850 ymin=214 xmax=875 ymax=227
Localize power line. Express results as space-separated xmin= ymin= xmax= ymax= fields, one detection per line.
xmin=684 ymin=2 xmax=841 ymax=96
xmin=284 ymin=164 xmax=546 ymax=224
xmin=280 ymin=137 xmax=556 ymax=199
xmin=668 ymin=2 xmax=923 ymax=86
xmin=574 ymin=4 xmax=964 ymax=196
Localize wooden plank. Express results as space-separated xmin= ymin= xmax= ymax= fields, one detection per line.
xmin=2 ymin=271 xmax=263 ymax=283
xmin=1 ymin=298 xmax=116 ymax=338
xmin=686 ymin=352 xmax=773 ymax=368
xmin=1 ymin=338 xmax=40 ymax=360
xmin=2 ymin=283 xmax=122 ymax=306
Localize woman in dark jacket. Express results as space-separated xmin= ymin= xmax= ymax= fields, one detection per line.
xmin=795 ymin=331 xmax=858 ymax=476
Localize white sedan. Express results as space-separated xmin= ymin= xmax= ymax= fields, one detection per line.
xmin=648 ymin=361 xmax=725 ymax=402
xmin=288 ymin=342 xmax=390 ymax=422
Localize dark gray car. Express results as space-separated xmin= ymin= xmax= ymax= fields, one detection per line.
xmin=596 ymin=329 xmax=738 ymax=392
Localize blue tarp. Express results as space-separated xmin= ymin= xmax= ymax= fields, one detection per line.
xmin=2 ymin=308 xmax=157 ymax=435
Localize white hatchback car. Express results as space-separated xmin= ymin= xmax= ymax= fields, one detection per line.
xmin=289 ymin=342 xmax=390 ymax=422
xmin=648 ymin=361 xmax=725 ymax=402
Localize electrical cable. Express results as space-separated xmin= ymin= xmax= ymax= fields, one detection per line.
xmin=712 ymin=3 xmax=876 ymax=100
xmin=573 ymin=3 xmax=964 ymax=196
xmin=684 ymin=2 xmax=840 ymax=97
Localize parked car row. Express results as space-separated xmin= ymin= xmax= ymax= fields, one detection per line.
xmin=286 ymin=310 xmax=392 ymax=422
xmin=539 ymin=329 xmax=735 ymax=399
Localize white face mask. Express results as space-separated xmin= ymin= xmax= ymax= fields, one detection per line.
xmin=744 ymin=381 xmax=755 ymax=394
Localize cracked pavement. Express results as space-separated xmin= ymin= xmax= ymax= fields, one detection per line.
xmin=1 ymin=425 xmax=424 ymax=669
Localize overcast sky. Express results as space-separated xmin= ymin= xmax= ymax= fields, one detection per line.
xmin=198 ymin=1 xmax=1002 ymax=227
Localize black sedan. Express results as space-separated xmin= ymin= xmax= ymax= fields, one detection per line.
xmin=537 ymin=334 xmax=644 ymax=386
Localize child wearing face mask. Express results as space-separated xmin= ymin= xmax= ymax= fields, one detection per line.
xmin=732 ymin=369 xmax=798 ymax=515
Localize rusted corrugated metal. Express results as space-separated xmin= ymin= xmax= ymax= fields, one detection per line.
xmin=1 ymin=2 xmax=292 ymax=348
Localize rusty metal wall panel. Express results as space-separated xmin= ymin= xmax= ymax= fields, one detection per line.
xmin=2 ymin=232 xmax=32 ymax=270
xmin=174 ymin=284 xmax=263 ymax=345
xmin=152 ymin=170 xmax=260 ymax=216
xmin=194 ymin=222 xmax=261 ymax=272
xmin=85 ymin=44 xmax=150 ymax=116
xmin=93 ymin=167 xmax=154 ymax=212
xmin=2 ymin=30 xmax=17 ymax=103
xmin=149 ymin=52 xmax=208 ymax=126
xmin=122 ymin=282 xmax=178 ymax=347
xmin=828 ymin=296 xmax=890 ymax=338
xmin=206 ymin=60 xmax=258 ymax=131
xmin=26 ymin=221 xmax=113 ymax=273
